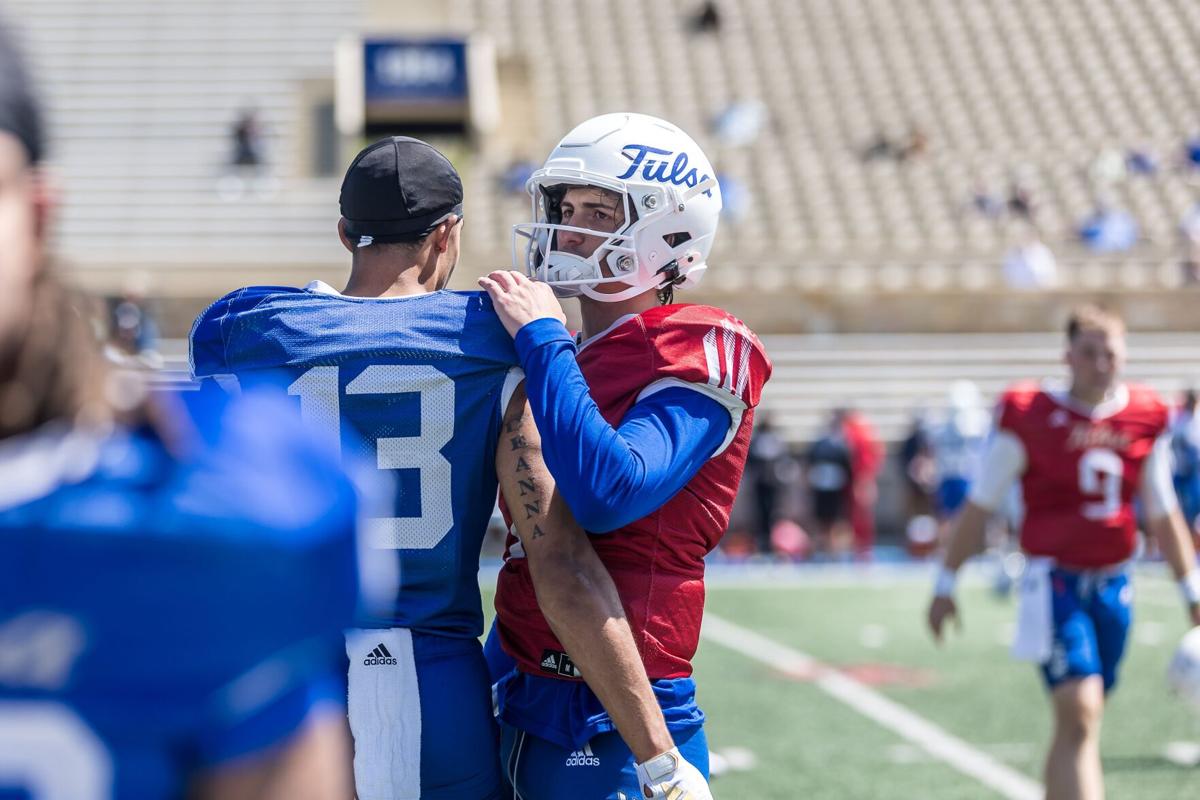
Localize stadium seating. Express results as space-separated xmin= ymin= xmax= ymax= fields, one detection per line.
xmin=7 ymin=0 xmax=358 ymax=269
xmin=13 ymin=0 xmax=1200 ymax=293
xmin=458 ymin=0 xmax=1200 ymax=273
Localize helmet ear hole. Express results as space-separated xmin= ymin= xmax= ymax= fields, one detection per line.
xmin=663 ymin=231 xmax=692 ymax=247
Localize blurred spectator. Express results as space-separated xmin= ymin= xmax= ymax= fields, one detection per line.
xmin=841 ymin=408 xmax=883 ymax=560
xmin=690 ymin=1 xmax=721 ymax=33
xmin=1079 ymin=203 xmax=1138 ymax=252
xmin=1183 ymin=135 xmax=1200 ymax=171
xmin=861 ymin=134 xmax=897 ymax=162
xmin=500 ymin=156 xmax=537 ymax=196
xmin=105 ymin=285 xmax=161 ymax=365
xmin=897 ymin=127 xmax=928 ymax=162
xmin=1179 ymin=204 xmax=1200 ymax=284
xmin=1002 ymin=232 xmax=1058 ymax=289
xmin=932 ymin=380 xmax=990 ymax=526
xmin=1125 ymin=147 xmax=1158 ymax=176
xmin=1007 ymin=180 xmax=1036 ymax=222
xmin=969 ymin=183 xmax=1006 ymax=218
xmin=862 ymin=128 xmax=926 ymax=164
xmin=805 ymin=410 xmax=854 ymax=556
xmin=231 ymin=108 xmax=264 ymax=168
xmin=899 ymin=410 xmax=937 ymax=522
xmin=717 ymin=171 xmax=748 ymax=222
xmin=1171 ymin=389 xmax=1200 ymax=536
xmin=747 ymin=412 xmax=789 ymax=555
xmin=711 ymin=100 xmax=766 ymax=147
xmin=1088 ymin=148 xmax=1127 ymax=190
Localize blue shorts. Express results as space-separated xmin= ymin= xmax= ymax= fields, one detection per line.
xmin=936 ymin=478 xmax=970 ymax=516
xmin=499 ymin=721 xmax=708 ymax=800
xmin=1041 ymin=568 xmax=1132 ymax=693
xmin=348 ymin=630 xmax=503 ymax=799
xmin=1175 ymin=476 xmax=1200 ymax=531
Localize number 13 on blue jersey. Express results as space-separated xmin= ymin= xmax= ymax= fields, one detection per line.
xmin=288 ymin=365 xmax=454 ymax=550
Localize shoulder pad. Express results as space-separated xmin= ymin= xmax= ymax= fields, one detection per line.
xmin=640 ymin=304 xmax=772 ymax=408
xmin=189 ymin=286 xmax=296 ymax=377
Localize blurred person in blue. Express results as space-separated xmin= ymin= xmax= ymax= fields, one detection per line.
xmin=0 ymin=20 xmax=376 ymax=800
xmin=1171 ymin=389 xmax=1200 ymax=536
xmin=932 ymin=380 xmax=991 ymax=524
xmin=1079 ymin=202 xmax=1138 ymax=253
xmin=190 ymin=136 xmax=693 ymax=799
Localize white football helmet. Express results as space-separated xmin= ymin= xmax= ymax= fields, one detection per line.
xmin=1167 ymin=626 xmax=1200 ymax=714
xmin=512 ymin=112 xmax=722 ymax=302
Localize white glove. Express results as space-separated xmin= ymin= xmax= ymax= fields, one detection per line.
xmin=635 ymin=747 xmax=713 ymax=800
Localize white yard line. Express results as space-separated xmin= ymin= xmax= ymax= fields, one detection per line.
xmin=701 ymin=613 xmax=1044 ymax=800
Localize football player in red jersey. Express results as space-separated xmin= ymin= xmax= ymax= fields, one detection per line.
xmin=478 ymin=113 xmax=771 ymax=799
xmin=927 ymin=305 xmax=1200 ymax=800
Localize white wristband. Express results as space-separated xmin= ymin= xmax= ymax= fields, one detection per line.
xmin=934 ymin=566 xmax=958 ymax=598
xmin=1181 ymin=570 xmax=1200 ymax=606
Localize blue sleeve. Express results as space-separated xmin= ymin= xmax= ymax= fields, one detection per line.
xmin=514 ymin=318 xmax=730 ymax=533
xmin=189 ymin=287 xmax=289 ymax=378
xmin=195 ymin=677 xmax=345 ymax=768
xmin=188 ymin=296 xmax=230 ymax=378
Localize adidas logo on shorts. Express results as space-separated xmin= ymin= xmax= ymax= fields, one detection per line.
xmin=363 ymin=643 xmax=398 ymax=666
xmin=564 ymin=742 xmax=600 ymax=767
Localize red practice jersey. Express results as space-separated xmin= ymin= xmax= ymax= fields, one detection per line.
xmin=495 ymin=304 xmax=772 ymax=680
xmin=999 ymin=382 xmax=1169 ymax=567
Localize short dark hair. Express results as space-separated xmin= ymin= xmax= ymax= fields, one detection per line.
xmin=1066 ymin=304 xmax=1125 ymax=342
xmin=0 ymin=20 xmax=44 ymax=164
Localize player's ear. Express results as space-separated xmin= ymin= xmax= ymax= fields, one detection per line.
xmin=30 ymin=166 xmax=56 ymax=257
xmin=434 ymin=215 xmax=459 ymax=254
xmin=337 ymin=218 xmax=354 ymax=253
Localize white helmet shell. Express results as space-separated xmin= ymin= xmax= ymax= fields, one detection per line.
xmin=512 ymin=113 xmax=722 ymax=302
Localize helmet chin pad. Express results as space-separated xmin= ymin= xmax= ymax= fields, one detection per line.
xmin=542 ymin=251 xmax=598 ymax=297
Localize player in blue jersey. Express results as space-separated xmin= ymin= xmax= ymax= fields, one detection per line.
xmin=0 ymin=22 xmax=371 ymax=800
xmin=190 ymin=136 xmax=695 ymax=799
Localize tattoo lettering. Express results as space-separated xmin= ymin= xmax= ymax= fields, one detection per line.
xmin=523 ymin=501 xmax=541 ymax=519
xmin=515 ymin=456 xmax=531 ymax=472
xmin=518 ymin=478 xmax=536 ymax=496
xmin=505 ymin=416 xmax=524 ymax=434
xmin=509 ymin=434 xmax=529 ymax=451
xmin=531 ymin=524 xmax=546 ymax=539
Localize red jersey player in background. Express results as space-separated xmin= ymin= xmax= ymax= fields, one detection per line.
xmin=479 ymin=112 xmax=771 ymax=799
xmin=927 ymin=305 xmax=1200 ymax=800
xmin=842 ymin=407 xmax=884 ymax=560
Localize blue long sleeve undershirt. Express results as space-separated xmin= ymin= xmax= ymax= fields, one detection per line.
xmin=513 ymin=317 xmax=731 ymax=533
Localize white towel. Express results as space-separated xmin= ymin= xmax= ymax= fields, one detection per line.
xmin=1011 ymin=557 xmax=1055 ymax=663
xmin=346 ymin=627 xmax=421 ymax=800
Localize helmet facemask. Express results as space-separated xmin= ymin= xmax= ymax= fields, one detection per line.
xmin=512 ymin=171 xmax=714 ymax=303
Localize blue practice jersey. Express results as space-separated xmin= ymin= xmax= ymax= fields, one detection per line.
xmin=190 ymin=285 xmax=519 ymax=638
xmin=0 ymin=384 xmax=363 ymax=800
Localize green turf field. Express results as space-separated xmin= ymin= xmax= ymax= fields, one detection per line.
xmin=485 ymin=568 xmax=1200 ymax=799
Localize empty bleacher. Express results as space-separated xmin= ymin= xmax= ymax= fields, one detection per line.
xmin=759 ymin=330 xmax=1200 ymax=442
xmin=11 ymin=0 xmax=1200 ymax=299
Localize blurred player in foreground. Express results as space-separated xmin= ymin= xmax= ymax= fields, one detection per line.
xmin=191 ymin=136 xmax=685 ymax=799
xmin=927 ymin=305 xmax=1200 ymax=800
xmin=482 ymin=112 xmax=772 ymax=799
xmin=0 ymin=21 xmax=370 ymax=799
